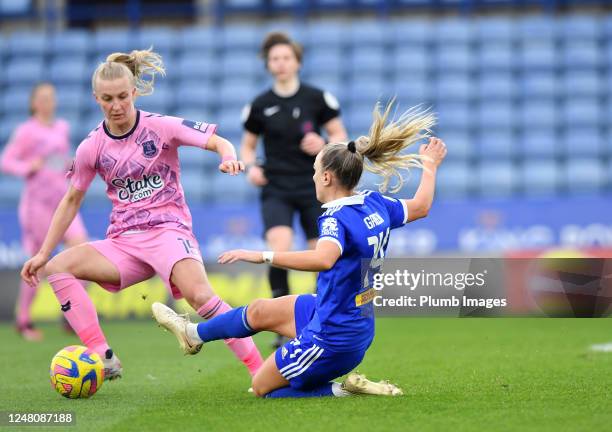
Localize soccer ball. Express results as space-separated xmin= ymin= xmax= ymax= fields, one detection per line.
xmin=49 ymin=345 xmax=104 ymax=399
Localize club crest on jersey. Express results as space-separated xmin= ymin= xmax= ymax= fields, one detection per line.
xmin=141 ymin=140 xmax=158 ymax=158
xmin=111 ymin=174 xmax=164 ymax=203
xmin=321 ymin=217 xmax=339 ymax=237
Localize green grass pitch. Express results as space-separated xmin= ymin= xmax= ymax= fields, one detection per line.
xmin=1 ymin=318 xmax=610 ymax=432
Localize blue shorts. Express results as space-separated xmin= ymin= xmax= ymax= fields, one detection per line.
xmin=274 ymin=294 xmax=366 ymax=390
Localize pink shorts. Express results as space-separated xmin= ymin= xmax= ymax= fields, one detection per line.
xmin=89 ymin=228 xmax=203 ymax=299
xmin=23 ymin=213 xmax=88 ymax=256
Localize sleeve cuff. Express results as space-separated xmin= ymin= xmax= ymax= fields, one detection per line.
xmin=318 ymin=237 xmax=343 ymax=254
xmin=401 ymin=199 xmax=409 ymax=224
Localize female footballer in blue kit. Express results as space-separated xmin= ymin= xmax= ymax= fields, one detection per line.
xmin=153 ymin=102 xmax=447 ymax=397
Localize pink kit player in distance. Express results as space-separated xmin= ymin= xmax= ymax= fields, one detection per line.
xmin=20 ymin=49 xmax=264 ymax=380
xmin=1 ymin=82 xmax=88 ymax=341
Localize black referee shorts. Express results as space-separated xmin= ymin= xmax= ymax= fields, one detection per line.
xmin=260 ymin=184 xmax=322 ymax=240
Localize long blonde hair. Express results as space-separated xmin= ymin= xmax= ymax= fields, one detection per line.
xmin=91 ymin=48 xmax=165 ymax=96
xmin=320 ymin=101 xmax=436 ymax=193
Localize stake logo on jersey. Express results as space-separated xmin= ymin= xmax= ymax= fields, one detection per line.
xmin=111 ymin=173 xmax=164 ymax=203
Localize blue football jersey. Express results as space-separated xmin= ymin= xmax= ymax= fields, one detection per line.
xmin=301 ymin=190 xmax=408 ymax=352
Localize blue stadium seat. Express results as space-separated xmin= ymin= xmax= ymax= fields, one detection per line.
xmin=305 ymin=48 xmax=343 ymax=77
xmin=221 ymin=52 xmax=262 ymax=79
xmin=93 ymin=29 xmax=133 ymax=56
xmin=217 ymin=107 xmax=244 ymax=138
xmin=562 ymin=42 xmax=601 ymax=70
xmin=347 ymin=77 xmax=387 ymax=105
xmin=478 ymin=73 xmax=516 ymax=100
xmin=7 ymin=31 xmax=46 ymax=58
xmin=219 ymin=80 xmax=258 ymax=108
xmin=562 ymin=72 xmax=602 ymax=98
xmin=178 ymin=145 xmax=208 ymax=170
xmin=346 ymin=105 xmax=374 ymax=136
xmin=435 ymin=44 xmax=473 ymax=72
xmin=175 ymin=54 xmax=215 ymax=82
xmin=520 ymin=41 xmax=557 ymax=70
xmin=349 ymin=20 xmax=387 ymax=48
xmin=521 ymin=72 xmax=558 ymax=99
xmin=477 ymin=161 xmax=517 ymax=197
xmin=135 ymin=85 xmax=174 ymax=114
xmin=520 ymin=101 xmax=558 ymax=129
xmin=5 ymin=58 xmax=43 ymax=86
xmin=209 ymin=171 xmax=256 ymax=203
xmin=349 ymin=48 xmax=386 ymax=75
xmin=435 ymin=74 xmax=473 ymax=102
xmin=436 ymin=161 xmax=472 ymax=198
xmin=436 ymin=103 xmax=470 ymax=130
xmin=563 ymin=127 xmax=603 ymax=157
xmin=476 ymin=17 xmax=516 ymax=43
xmin=221 ymin=25 xmax=263 ymax=50
xmin=434 ymin=19 xmax=473 ymax=45
xmin=180 ymin=171 xmax=212 ymax=203
xmin=0 ymin=115 xmax=24 ymax=144
xmin=392 ymin=46 xmax=430 ymax=74
xmin=136 ymin=27 xmax=178 ymax=59
xmin=441 ymin=131 xmax=472 ymax=160
xmin=560 ymin=15 xmax=600 ymax=41
xmin=50 ymin=57 xmax=88 ymax=85
xmin=565 ymin=159 xmax=605 ymax=194
xmin=55 ymin=86 xmax=86 ymax=112
xmin=174 ymin=108 xmax=213 ymax=124
xmin=477 ymin=130 xmax=515 ymax=158
xmin=1 ymin=86 xmax=32 ymax=116
xmin=478 ymin=42 xmax=514 ymax=72
xmin=0 ymin=176 xmax=24 ymax=206
xmin=262 ymin=21 xmax=305 ymax=43
xmin=306 ymin=21 xmax=349 ymax=48
xmin=392 ymin=75 xmax=431 ymax=106
xmin=178 ymin=27 xmax=217 ymax=53
xmin=390 ymin=20 xmax=432 ymax=45
xmin=50 ymin=30 xmax=91 ymax=58
xmin=311 ymin=75 xmax=344 ymax=103
xmin=176 ymin=82 xmax=215 ymax=112
xmin=520 ymin=129 xmax=558 ymax=158
xmin=478 ymin=102 xmax=516 ymax=129
xmin=518 ymin=16 xmax=556 ymax=41
xmin=520 ymin=160 xmax=559 ymax=196
xmin=562 ymin=98 xmax=601 ymax=128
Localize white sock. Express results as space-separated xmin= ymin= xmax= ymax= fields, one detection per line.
xmin=331 ymin=382 xmax=351 ymax=397
xmin=186 ymin=323 xmax=203 ymax=343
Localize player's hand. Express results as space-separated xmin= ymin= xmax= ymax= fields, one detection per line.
xmin=419 ymin=137 xmax=447 ymax=169
xmin=219 ymin=159 xmax=245 ymax=176
xmin=247 ymin=165 xmax=268 ymax=186
xmin=218 ymin=249 xmax=264 ymax=265
xmin=29 ymin=158 xmax=45 ymax=175
xmin=21 ymin=252 xmax=48 ymax=286
xmin=300 ymin=132 xmax=325 ymax=156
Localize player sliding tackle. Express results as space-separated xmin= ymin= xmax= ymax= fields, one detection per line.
xmin=154 ymin=102 xmax=447 ymax=398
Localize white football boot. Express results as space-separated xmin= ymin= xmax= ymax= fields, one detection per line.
xmin=341 ymin=372 xmax=403 ymax=396
xmin=103 ymin=349 xmax=123 ymax=381
xmin=152 ymin=302 xmax=202 ymax=355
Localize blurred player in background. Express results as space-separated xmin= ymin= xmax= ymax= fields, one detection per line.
xmin=1 ymin=82 xmax=88 ymax=341
xmin=241 ymin=32 xmax=348 ymax=348
xmin=154 ymin=103 xmax=447 ymax=398
xmin=20 ymin=49 xmax=263 ymax=380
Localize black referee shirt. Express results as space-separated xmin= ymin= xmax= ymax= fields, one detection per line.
xmin=242 ymin=83 xmax=341 ymax=180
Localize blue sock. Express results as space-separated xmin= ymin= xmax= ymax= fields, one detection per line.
xmin=196 ymin=306 xmax=255 ymax=342
xmin=264 ymin=383 xmax=336 ymax=398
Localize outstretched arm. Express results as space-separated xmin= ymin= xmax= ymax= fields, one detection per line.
xmin=218 ymin=240 xmax=342 ymax=272
xmin=403 ymin=137 xmax=447 ymax=223
xmin=206 ymin=134 xmax=245 ymax=176
xmin=21 ymin=186 xmax=86 ymax=285
xmin=0 ymin=129 xmax=43 ymax=177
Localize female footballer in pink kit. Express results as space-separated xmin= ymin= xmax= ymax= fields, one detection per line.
xmin=21 ymin=49 xmax=264 ymax=380
xmin=1 ymin=82 xmax=88 ymax=341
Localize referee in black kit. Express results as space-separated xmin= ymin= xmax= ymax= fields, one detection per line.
xmin=241 ymin=32 xmax=347 ymax=348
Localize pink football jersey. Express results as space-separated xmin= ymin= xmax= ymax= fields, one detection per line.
xmin=68 ymin=111 xmax=217 ymax=237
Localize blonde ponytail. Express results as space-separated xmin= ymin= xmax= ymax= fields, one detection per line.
xmin=92 ymin=48 xmax=165 ymax=96
xmin=358 ymin=102 xmax=436 ymax=193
